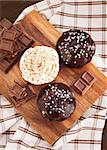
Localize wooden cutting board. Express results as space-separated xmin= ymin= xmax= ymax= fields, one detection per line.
xmin=0 ymin=10 xmax=107 ymax=145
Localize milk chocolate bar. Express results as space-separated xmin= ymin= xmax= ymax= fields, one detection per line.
xmin=81 ymin=71 xmax=96 ymax=85
xmin=72 ymin=71 xmax=96 ymax=95
xmin=8 ymin=82 xmax=36 ymax=107
xmin=0 ymin=18 xmax=12 ymax=29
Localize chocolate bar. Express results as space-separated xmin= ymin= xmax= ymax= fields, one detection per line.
xmin=0 ymin=18 xmax=34 ymax=73
xmin=0 ymin=18 xmax=12 ymax=29
xmin=2 ymin=30 xmax=16 ymax=41
xmin=73 ymin=78 xmax=90 ymax=95
xmin=81 ymin=71 xmax=96 ymax=85
xmin=8 ymin=82 xmax=36 ymax=107
xmin=72 ymin=71 xmax=96 ymax=95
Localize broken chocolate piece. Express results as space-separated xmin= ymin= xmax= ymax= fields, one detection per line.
xmin=9 ymin=82 xmax=27 ymax=100
xmin=8 ymin=82 xmax=36 ymax=107
xmin=2 ymin=30 xmax=16 ymax=41
xmin=0 ymin=52 xmax=21 ymax=73
xmin=81 ymin=71 xmax=96 ymax=85
xmin=0 ymin=58 xmax=11 ymax=72
xmin=73 ymin=78 xmax=90 ymax=95
xmin=72 ymin=71 xmax=96 ymax=95
xmin=0 ymin=39 xmax=14 ymax=53
xmin=16 ymin=40 xmax=26 ymax=52
xmin=18 ymin=33 xmax=34 ymax=47
xmin=0 ymin=18 xmax=12 ymax=29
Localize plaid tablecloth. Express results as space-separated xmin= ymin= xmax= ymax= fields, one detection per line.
xmin=0 ymin=0 xmax=107 ymax=150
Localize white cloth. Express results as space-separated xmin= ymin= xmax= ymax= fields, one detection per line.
xmin=0 ymin=0 xmax=107 ymax=150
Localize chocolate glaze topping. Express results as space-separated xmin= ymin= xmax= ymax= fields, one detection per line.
xmin=56 ymin=29 xmax=95 ymax=67
xmin=37 ymin=83 xmax=76 ymax=121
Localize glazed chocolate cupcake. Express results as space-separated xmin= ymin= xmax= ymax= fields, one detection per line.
xmin=56 ymin=29 xmax=95 ymax=68
xmin=37 ymin=83 xmax=75 ymax=121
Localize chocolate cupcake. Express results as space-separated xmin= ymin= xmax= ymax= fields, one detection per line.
xmin=37 ymin=83 xmax=75 ymax=121
xmin=56 ymin=29 xmax=95 ymax=68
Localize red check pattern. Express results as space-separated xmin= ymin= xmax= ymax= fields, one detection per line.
xmin=0 ymin=0 xmax=107 ymax=150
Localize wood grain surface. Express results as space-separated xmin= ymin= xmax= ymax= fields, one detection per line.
xmin=0 ymin=10 xmax=107 ymax=145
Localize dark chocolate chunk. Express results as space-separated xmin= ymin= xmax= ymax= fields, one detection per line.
xmin=37 ymin=83 xmax=76 ymax=121
xmin=2 ymin=30 xmax=16 ymax=41
xmin=8 ymin=82 xmax=36 ymax=107
xmin=81 ymin=71 xmax=96 ymax=85
xmin=56 ymin=29 xmax=96 ymax=68
xmin=0 ymin=39 xmax=14 ymax=53
xmin=73 ymin=78 xmax=90 ymax=95
xmin=0 ymin=18 xmax=12 ymax=29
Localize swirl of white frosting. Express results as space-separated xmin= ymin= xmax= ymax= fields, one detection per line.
xmin=20 ymin=46 xmax=59 ymax=85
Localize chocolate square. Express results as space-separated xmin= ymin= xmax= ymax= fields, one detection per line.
xmin=9 ymin=83 xmax=27 ymax=100
xmin=81 ymin=71 xmax=96 ymax=85
xmin=8 ymin=82 xmax=36 ymax=107
xmin=0 ymin=18 xmax=12 ymax=29
xmin=0 ymin=51 xmax=21 ymax=73
xmin=2 ymin=30 xmax=16 ymax=41
xmin=18 ymin=33 xmax=33 ymax=47
xmin=0 ymin=39 xmax=14 ymax=53
xmin=73 ymin=79 xmax=90 ymax=95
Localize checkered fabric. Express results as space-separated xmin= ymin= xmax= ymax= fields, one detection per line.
xmin=0 ymin=0 xmax=107 ymax=150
